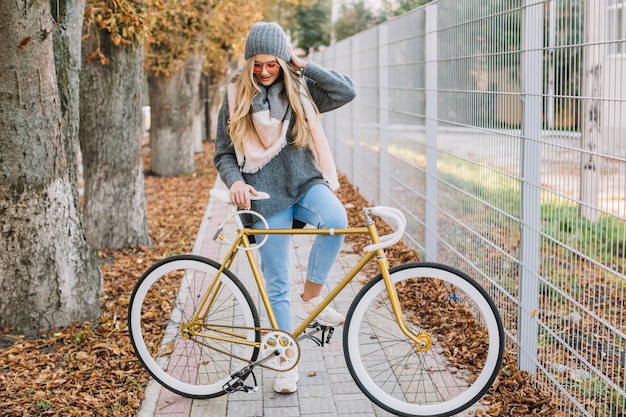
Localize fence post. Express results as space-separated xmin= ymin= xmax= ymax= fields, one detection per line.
xmin=579 ymin=0 xmax=605 ymax=222
xmin=378 ymin=24 xmax=389 ymax=206
xmin=424 ymin=3 xmax=438 ymax=262
xmin=351 ymin=37 xmax=361 ymax=191
xmin=518 ymin=0 xmax=544 ymax=374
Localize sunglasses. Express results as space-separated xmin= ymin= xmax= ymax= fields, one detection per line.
xmin=253 ymin=61 xmax=281 ymax=74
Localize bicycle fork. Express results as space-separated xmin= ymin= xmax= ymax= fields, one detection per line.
xmin=378 ymin=261 xmax=433 ymax=352
xmin=363 ymin=210 xmax=433 ymax=353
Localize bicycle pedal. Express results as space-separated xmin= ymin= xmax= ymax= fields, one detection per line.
xmin=324 ymin=326 xmax=335 ymax=344
xmin=307 ymin=320 xmax=335 ymax=330
xmin=223 ymin=368 xmax=258 ymax=394
xmin=223 ymin=379 xmax=258 ymax=394
xmin=302 ymin=322 xmax=336 ymax=347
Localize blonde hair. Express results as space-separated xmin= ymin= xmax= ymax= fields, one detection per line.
xmin=227 ymin=57 xmax=318 ymax=152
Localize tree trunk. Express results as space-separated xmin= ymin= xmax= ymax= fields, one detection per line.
xmin=209 ymin=76 xmax=227 ymax=140
xmin=194 ymin=71 xmax=222 ymax=144
xmin=192 ymin=71 xmax=226 ymax=146
xmin=192 ymin=103 xmax=203 ymax=153
xmin=199 ymin=73 xmax=211 ymax=144
xmin=148 ymin=53 xmax=204 ymax=176
xmin=0 ymin=0 xmax=102 ymax=331
xmin=80 ymin=25 xmax=152 ymax=250
xmin=52 ymin=0 xmax=83 ymax=185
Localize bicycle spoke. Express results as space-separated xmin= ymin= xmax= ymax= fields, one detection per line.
xmin=128 ymin=256 xmax=260 ymax=398
xmin=344 ymin=263 xmax=503 ymax=417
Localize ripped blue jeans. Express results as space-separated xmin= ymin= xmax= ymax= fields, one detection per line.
xmin=252 ymin=184 xmax=347 ymax=333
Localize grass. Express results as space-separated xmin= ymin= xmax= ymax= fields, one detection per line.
xmin=436 ymin=153 xmax=625 ymax=268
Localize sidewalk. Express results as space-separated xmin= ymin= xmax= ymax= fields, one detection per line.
xmin=137 ymin=180 xmax=397 ymax=417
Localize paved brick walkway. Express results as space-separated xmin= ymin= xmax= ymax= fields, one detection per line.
xmin=137 ymin=180 xmax=397 ymax=417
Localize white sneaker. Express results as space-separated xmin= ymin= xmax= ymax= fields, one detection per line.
xmin=273 ymin=367 xmax=299 ymax=394
xmin=298 ymin=296 xmax=345 ymax=326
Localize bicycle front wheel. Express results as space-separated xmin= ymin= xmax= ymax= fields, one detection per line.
xmin=128 ymin=255 xmax=260 ymax=399
xmin=344 ymin=262 xmax=504 ymax=417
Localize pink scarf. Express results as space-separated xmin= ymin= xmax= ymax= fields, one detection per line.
xmin=228 ymin=82 xmax=339 ymax=190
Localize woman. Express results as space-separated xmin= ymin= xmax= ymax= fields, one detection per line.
xmin=213 ymin=21 xmax=356 ymax=393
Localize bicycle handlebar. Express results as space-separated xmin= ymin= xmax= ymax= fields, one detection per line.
xmin=210 ymin=187 xmax=406 ymax=252
xmin=210 ymin=188 xmax=270 ymax=203
xmin=363 ymin=206 xmax=407 ymax=252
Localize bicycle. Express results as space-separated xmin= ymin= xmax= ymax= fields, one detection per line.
xmin=128 ymin=188 xmax=505 ymax=417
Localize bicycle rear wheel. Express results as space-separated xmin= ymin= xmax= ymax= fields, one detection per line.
xmin=128 ymin=254 xmax=260 ymax=399
xmin=344 ymin=262 xmax=504 ymax=417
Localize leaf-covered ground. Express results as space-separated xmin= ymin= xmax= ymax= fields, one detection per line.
xmin=0 ymin=142 xmax=559 ymax=416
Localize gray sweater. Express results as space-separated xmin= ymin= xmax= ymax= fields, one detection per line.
xmin=213 ymin=61 xmax=356 ymax=219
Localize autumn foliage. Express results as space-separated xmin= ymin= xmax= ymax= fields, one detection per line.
xmin=0 ymin=145 xmax=215 ymax=415
xmin=0 ymin=142 xmax=559 ymax=415
xmin=83 ymin=0 xmax=267 ymax=77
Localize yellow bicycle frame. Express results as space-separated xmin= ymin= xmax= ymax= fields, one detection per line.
xmin=183 ymin=217 xmax=423 ymax=350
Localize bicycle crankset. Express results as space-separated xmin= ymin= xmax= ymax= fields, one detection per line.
xmin=259 ymin=330 xmax=300 ymax=371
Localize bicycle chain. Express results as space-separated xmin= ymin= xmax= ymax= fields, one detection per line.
xmin=187 ymin=324 xmax=300 ymax=373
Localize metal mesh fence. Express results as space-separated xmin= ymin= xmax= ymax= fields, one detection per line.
xmin=312 ymin=1 xmax=626 ymax=416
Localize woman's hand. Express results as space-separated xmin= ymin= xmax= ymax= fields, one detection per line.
xmin=288 ymin=45 xmax=307 ymax=72
xmin=229 ymin=180 xmax=258 ymax=209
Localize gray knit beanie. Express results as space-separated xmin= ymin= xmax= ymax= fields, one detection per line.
xmin=244 ymin=22 xmax=290 ymax=62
